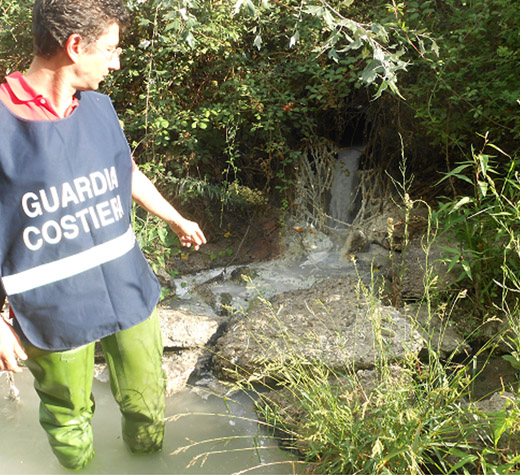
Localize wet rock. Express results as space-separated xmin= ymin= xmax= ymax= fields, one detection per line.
xmin=155 ymin=267 xmax=177 ymax=291
xmin=162 ymin=350 xmax=205 ymax=396
xmin=158 ymin=308 xmax=219 ymax=394
xmin=94 ymin=309 xmax=219 ymax=395
xmin=213 ymin=277 xmax=423 ymax=380
xmin=280 ymin=225 xmax=334 ymax=263
xmin=158 ymin=308 xmax=219 ymax=349
xmin=354 ymin=243 xmax=392 ymax=275
xmin=340 ymin=228 xmax=369 ymax=256
xmin=217 ymin=292 xmax=233 ymax=315
xmin=229 ymin=266 xmax=257 ymax=283
xmin=193 ymin=283 xmax=217 ymax=310
xmin=361 ymin=202 xmax=429 ymax=252
xmin=94 ymin=364 xmax=110 ymax=383
xmin=94 ymin=349 xmax=208 ymax=396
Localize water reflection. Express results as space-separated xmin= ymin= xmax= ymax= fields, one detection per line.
xmin=0 ymin=371 xmax=297 ymax=474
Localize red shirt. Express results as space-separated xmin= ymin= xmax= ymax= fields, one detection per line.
xmin=0 ymin=72 xmax=79 ymax=120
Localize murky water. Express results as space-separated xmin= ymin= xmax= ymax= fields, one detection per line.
xmin=0 ymin=371 xmax=297 ymax=474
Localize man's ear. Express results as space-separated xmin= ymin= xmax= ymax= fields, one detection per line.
xmin=64 ymin=33 xmax=83 ymax=63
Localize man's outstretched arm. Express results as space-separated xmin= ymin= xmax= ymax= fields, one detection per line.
xmin=131 ymin=168 xmax=207 ymax=250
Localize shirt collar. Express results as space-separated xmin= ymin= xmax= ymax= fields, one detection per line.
xmin=4 ymin=71 xmax=79 ymax=114
xmin=5 ymin=72 xmax=43 ymax=103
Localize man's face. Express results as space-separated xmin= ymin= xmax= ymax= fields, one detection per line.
xmin=77 ymin=22 xmax=121 ymax=91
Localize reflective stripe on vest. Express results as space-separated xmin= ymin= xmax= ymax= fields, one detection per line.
xmin=2 ymin=225 xmax=135 ymax=295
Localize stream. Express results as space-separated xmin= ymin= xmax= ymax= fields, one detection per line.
xmin=0 ymin=371 xmax=297 ymax=474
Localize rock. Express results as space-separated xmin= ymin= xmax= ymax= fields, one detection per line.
xmin=94 ymin=349 xmax=209 ymax=396
xmin=404 ymin=305 xmax=469 ymax=358
xmin=229 ymin=267 xmax=257 ymax=283
xmin=158 ymin=308 xmax=219 ymax=349
xmin=361 ymin=202 xmax=429 ymax=252
xmin=354 ymin=364 xmax=412 ymax=397
xmin=213 ymin=277 xmax=423 ymax=380
xmin=94 ymin=364 xmax=110 ymax=383
xmin=400 ymin=238 xmax=456 ymax=300
xmin=162 ymin=350 xmax=205 ymax=396
xmin=469 ymin=392 xmax=520 ymax=451
xmin=94 ymin=309 xmax=219 ymax=396
xmin=280 ymin=225 xmax=334 ymax=263
xmin=474 ymin=391 xmax=516 ymax=414
xmin=340 ymin=228 xmax=369 ymax=257
xmin=352 ymin=243 xmax=392 ymax=277
xmin=155 ymin=267 xmax=177 ymax=290
xmin=157 ymin=308 xmax=220 ymax=394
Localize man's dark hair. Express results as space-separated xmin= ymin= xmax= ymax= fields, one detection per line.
xmin=33 ymin=0 xmax=131 ymax=58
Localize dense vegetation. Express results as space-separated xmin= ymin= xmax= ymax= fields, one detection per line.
xmin=2 ymin=0 xmax=520 ymax=472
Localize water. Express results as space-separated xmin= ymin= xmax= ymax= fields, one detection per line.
xmin=171 ymin=246 xmax=359 ymax=318
xmin=329 ymin=147 xmax=363 ymax=227
xmin=0 ymin=371 xmax=297 ymax=474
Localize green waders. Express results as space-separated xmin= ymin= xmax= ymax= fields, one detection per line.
xmin=23 ymin=310 xmax=166 ymax=470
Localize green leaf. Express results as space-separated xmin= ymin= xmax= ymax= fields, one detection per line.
xmin=502 ymin=354 xmax=520 ymax=370
xmin=460 ymin=260 xmax=473 ymax=280
xmin=245 ymin=0 xmax=256 ymax=16
xmin=477 ymin=180 xmax=488 ymax=197
xmin=289 ymin=30 xmax=300 ymax=48
xmin=491 ymin=410 xmax=508 ymax=446
xmin=453 ymin=196 xmax=473 ymax=211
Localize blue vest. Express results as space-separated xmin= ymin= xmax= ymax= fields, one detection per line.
xmin=0 ymin=91 xmax=160 ymax=350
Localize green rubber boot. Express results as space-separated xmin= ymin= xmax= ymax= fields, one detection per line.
xmin=24 ymin=342 xmax=96 ymax=470
xmin=101 ymin=309 xmax=166 ymax=453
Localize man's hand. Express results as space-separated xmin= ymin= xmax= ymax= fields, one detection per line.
xmin=0 ymin=318 xmax=27 ymax=373
xmin=168 ymin=217 xmax=206 ymax=251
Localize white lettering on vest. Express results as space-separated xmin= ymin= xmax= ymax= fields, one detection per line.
xmin=88 ymin=206 xmax=101 ymax=229
xmin=73 ymin=176 xmax=94 ymax=202
xmin=75 ymin=208 xmax=91 ymax=233
xmin=23 ymin=226 xmax=43 ymax=251
xmin=61 ymin=215 xmax=80 ymax=240
xmin=19 ymin=164 xmax=125 ymax=251
xmin=96 ymin=201 xmax=114 ymax=226
xmin=110 ymin=196 xmax=124 ymax=221
xmin=61 ymin=182 xmax=80 ymax=207
xmin=22 ymin=192 xmax=43 ymax=218
xmin=106 ymin=167 xmax=118 ymax=189
xmin=39 ymin=187 xmax=60 ymax=213
xmin=91 ymin=171 xmax=108 ymax=196
xmin=21 ymin=167 xmax=120 ymax=219
xmin=41 ymin=221 xmax=62 ymax=244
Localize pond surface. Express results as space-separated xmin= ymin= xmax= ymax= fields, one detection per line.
xmin=0 ymin=371 xmax=298 ymax=474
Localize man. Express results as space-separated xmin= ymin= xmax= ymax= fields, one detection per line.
xmin=0 ymin=0 xmax=206 ymax=469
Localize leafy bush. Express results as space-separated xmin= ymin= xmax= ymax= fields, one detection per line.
xmin=395 ymin=0 xmax=520 ymax=158
xmin=436 ymin=135 xmax=520 ymax=313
